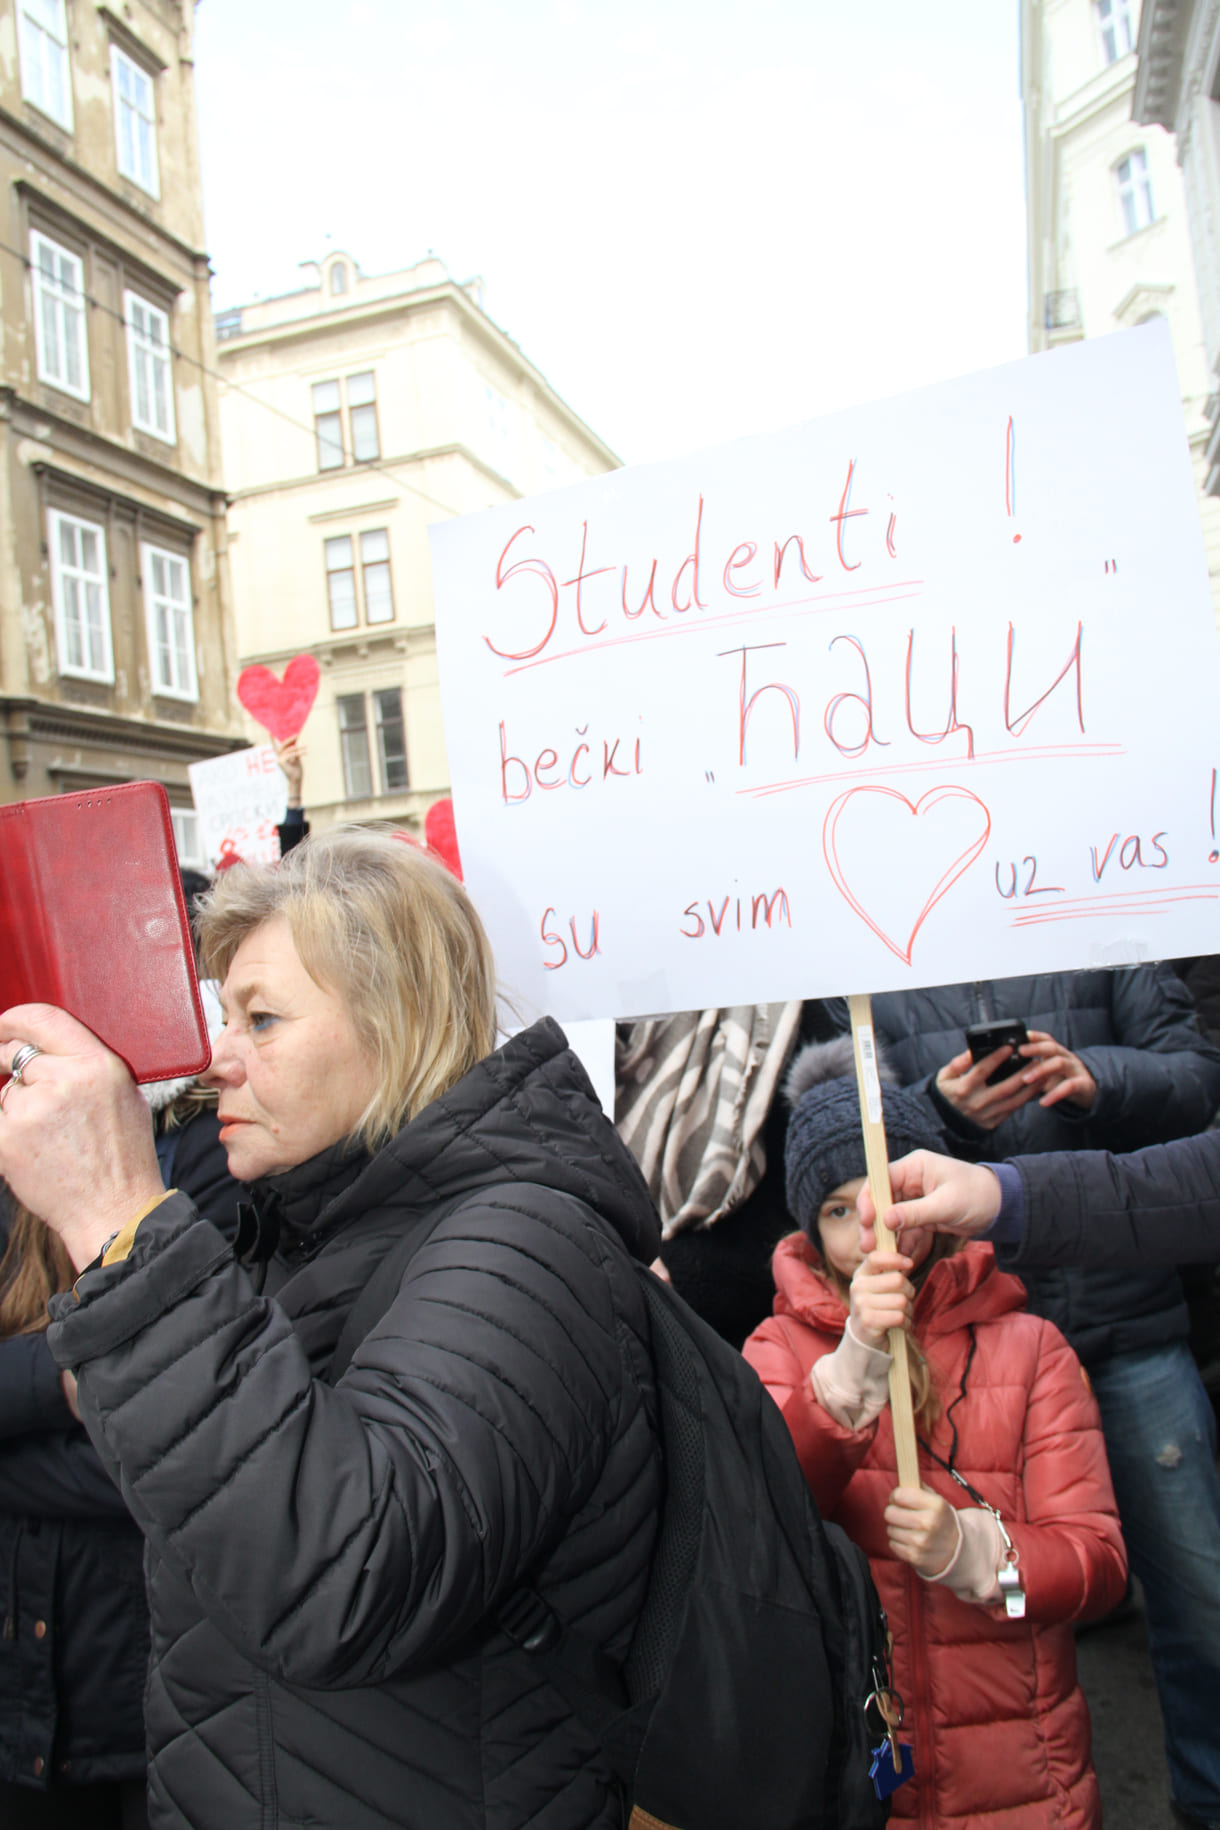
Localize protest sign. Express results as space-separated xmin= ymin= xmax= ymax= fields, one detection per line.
xmin=431 ymin=323 xmax=1220 ymax=1021
xmin=236 ymin=654 xmax=320 ymax=744
xmin=188 ymin=745 xmax=287 ymax=869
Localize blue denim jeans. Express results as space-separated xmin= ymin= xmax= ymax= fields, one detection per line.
xmin=1090 ymin=1341 xmax=1220 ymax=1827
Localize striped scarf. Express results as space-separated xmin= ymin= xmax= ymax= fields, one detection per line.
xmin=615 ymin=1004 xmax=804 ymax=1240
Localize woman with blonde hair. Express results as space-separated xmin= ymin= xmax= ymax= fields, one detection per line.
xmin=0 ymin=828 xmax=662 ymax=1830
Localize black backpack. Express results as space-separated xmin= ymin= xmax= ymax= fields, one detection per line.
xmin=329 ymin=1198 xmax=894 ymax=1830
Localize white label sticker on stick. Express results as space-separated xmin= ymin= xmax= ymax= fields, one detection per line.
xmin=857 ymin=1025 xmax=883 ymax=1123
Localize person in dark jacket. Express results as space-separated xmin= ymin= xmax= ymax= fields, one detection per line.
xmin=860 ymin=1130 xmax=1220 ymax=1267
xmin=0 ymin=829 xmax=661 ymax=1830
xmin=842 ymin=969 xmax=1220 ymax=1830
xmin=0 ymin=1085 xmax=241 ymax=1828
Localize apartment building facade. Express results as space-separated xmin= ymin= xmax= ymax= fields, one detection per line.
xmin=0 ymin=0 xmax=240 ymax=849
xmin=216 ymin=251 xmax=618 ymax=834
xmin=1022 ymin=0 xmax=1220 ymax=614
xmin=1135 ymin=0 xmax=1220 ymax=495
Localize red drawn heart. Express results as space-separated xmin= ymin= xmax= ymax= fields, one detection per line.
xmin=424 ymin=798 xmax=463 ymax=881
xmin=236 ymin=655 xmax=321 ymax=744
xmin=822 ymin=784 xmax=991 ymax=965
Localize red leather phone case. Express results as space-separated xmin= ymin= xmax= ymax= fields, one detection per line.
xmin=0 ymin=782 xmax=210 ymax=1083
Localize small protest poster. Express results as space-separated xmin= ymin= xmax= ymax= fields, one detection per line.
xmin=430 ymin=323 xmax=1220 ymax=1020
xmin=188 ymin=746 xmax=287 ymax=870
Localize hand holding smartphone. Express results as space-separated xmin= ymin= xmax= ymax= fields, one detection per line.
xmin=964 ymin=1019 xmax=1029 ymax=1086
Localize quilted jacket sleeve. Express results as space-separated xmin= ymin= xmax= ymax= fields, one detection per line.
xmin=46 ymin=1188 xmax=649 ymax=1690
xmin=1002 ymin=1321 xmax=1127 ymax=1625
xmin=1076 ymin=965 xmax=1220 ymax=1146
xmin=742 ymin=1316 xmax=876 ymax=1516
xmin=1009 ymin=1130 xmax=1220 ymax=1268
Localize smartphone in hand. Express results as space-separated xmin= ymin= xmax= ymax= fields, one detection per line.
xmin=964 ymin=1019 xmax=1029 ymax=1085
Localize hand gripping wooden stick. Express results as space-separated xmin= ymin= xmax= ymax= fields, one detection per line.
xmin=848 ymin=994 xmax=921 ymax=1491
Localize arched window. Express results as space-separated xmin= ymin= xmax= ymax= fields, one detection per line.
xmin=330 ymin=262 xmax=348 ymax=296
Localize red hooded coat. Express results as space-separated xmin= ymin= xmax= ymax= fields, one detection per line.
xmin=744 ymin=1239 xmax=1127 ymax=1830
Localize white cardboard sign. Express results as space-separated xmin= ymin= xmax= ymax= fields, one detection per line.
xmin=188 ymin=746 xmax=288 ymax=869
xmin=431 ymin=325 xmax=1220 ymax=1020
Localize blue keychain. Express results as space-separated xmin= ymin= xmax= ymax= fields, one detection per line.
xmin=868 ymin=1686 xmax=915 ymax=1801
xmin=869 ymin=1734 xmax=915 ymax=1800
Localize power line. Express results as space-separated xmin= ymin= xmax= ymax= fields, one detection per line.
xmin=0 ymin=235 xmax=476 ymax=522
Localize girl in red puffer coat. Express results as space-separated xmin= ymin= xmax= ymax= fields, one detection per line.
xmin=743 ymin=1043 xmax=1127 ymax=1830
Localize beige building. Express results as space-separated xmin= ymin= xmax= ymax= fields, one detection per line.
xmin=1022 ymin=0 xmax=1220 ymax=613
xmin=0 ymin=0 xmax=241 ymax=850
xmin=215 ymin=251 xmax=618 ymax=834
xmin=1135 ymin=0 xmax=1220 ymax=495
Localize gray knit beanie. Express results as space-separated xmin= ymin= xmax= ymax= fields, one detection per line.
xmin=783 ymin=1036 xmax=946 ymax=1241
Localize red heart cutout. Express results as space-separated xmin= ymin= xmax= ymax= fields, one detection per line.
xmin=424 ymin=798 xmax=463 ymax=881
xmin=236 ymin=655 xmax=320 ymax=744
xmin=822 ymin=784 xmax=991 ymax=965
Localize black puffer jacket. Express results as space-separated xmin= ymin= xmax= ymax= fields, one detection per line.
xmin=843 ymin=969 xmax=1220 ymax=1365
xmin=0 ymin=1108 xmax=242 ymax=1793
xmin=47 ymin=1021 xmax=662 ymax=1830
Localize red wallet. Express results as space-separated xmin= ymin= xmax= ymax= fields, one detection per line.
xmin=0 ymin=782 xmax=210 ymax=1084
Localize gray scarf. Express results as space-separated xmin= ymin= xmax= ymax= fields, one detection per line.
xmin=615 ymin=1004 xmax=803 ymax=1240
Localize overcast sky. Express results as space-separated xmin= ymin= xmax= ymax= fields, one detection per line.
xmin=193 ymin=1 xmax=1028 ymax=468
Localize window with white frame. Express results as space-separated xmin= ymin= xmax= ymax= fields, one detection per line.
xmin=310 ymin=370 xmax=380 ymax=469
xmin=49 ymin=510 xmax=112 ymax=682
xmin=360 ymin=529 xmax=394 ymax=622
xmin=142 ymin=542 xmax=196 ymax=699
xmin=125 ymin=292 xmax=174 ymax=440
xmin=337 ymin=694 xmax=373 ymax=798
xmin=1116 ymin=148 xmax=1156 ymax=235
xmin=374 ymin=688 xmax=408 ymax=790
xmin=312 ymin=380 xmax=344 ymax=470
xmin=325 ymin=536 xmax=358 ymax=630
xmin=323 ymin=528 xmax=395 ymax=630
xmin=347 ymin=372 xmax=379 ymax=461
xmin=18 ymin=0 xmax=73 ymax=131
xmin=171 ymin=807 xmax=205 ymax=869
xmin=30 ymin=230 xmax=89 ymax=400
xmin=1097 ymin=0 xmax=1135 ymax=65
xmin=111 ymin=46 xmax=159 ymax=195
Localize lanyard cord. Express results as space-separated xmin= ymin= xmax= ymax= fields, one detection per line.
xmin=916 ymin=1437 xmax=990 ymax=1510
xmin=915 ymin=1326 xmax=981 ymax=1499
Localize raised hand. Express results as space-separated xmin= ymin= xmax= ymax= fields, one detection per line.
xmin=0 ymin=1005 xmax=163 ymax=1269
xmin=848 ymin=1250 xmax=916 ymax=1349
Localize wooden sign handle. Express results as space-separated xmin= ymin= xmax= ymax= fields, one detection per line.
xmin=847 ymin=994 xmax=921 ymax=1491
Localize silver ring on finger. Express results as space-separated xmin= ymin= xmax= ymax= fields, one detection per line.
xmin=8 ymin=1042 xmax=42 ymax=1086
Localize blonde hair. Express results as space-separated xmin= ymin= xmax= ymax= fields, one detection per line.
xmin=0 ymin=1206 xmax=73 ymax=1338
xmin=198 ymin=828 xmax=498 ymax=1149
